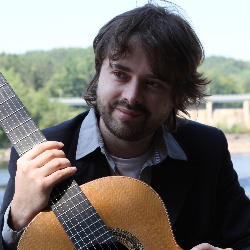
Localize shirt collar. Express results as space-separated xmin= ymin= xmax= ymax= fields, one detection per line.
xmin=76 ymin=108 xmax=187 ymax=161
xmin=76 ymin=108 xmax=104 ymax=160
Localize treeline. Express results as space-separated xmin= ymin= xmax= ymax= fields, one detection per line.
xmin=200 ymin=56 xmax=250 ymax=95
xmin=0 ymin=47 xmax=95 ymax=146
xmin=0 ymin=48 xmax=249 ymax=146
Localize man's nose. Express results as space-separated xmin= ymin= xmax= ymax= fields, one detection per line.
xmin=121 ymin=79 xmax=143 ymax=105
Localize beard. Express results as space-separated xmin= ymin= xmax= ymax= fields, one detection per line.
xmin=96 ymin=96 xmax=170 ymax=142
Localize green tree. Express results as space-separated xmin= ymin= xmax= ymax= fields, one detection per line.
xmin=0 ymin=68 xmax=83 ymax=147
xmin=207 ymin=70 xmax=240 ymax=95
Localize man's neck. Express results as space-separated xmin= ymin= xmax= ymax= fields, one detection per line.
xmin=99 ymin=118 xmax=154 ymax=159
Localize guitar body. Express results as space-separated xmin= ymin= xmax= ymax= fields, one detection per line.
xmin=18 ymin=176 xmax=182 ymax=250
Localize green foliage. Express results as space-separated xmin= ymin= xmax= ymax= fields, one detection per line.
xmin=216 ymin=122 xmax=250 ymax=134
xmin=0 ymin=67 xmax=87 ymax=147
xmin=200 ymin=56 xmax=250 ymax=95
xmin=0 ymin=47 xmax=95 ymax=95
xmin=206 ymin=70 xmax=238 ymax=95
xmin=0 ymin=161 xmax=8 ymax=169
xmin=199 ymin=56 xmax=250 ymax=108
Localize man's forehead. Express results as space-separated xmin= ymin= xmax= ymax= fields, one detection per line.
xmin=106 ymin=44 xmax=148 ymax=68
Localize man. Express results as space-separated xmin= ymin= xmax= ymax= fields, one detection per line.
xmin=1 ymin=2 xmax=250 ymax=250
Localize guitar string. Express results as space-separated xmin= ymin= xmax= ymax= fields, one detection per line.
xmin=7 ymin=96 xmax=44 ymax=155
xmin=51 ymin=183 xmax=118 ymax=250
xmin=51 ymin=190 xmax=90 ymax=249
xmin=50 ymin=186 xmax=100 ymax=250
xmin=55 ymin=180 xmax=119 ymax=250
xmin=0 ymin=75 xmax=119 ymax=250
xmin=0 ymin=77 xmax=42 ymax=148
xmin=50 ymin=187 xmax=100 ymax=249
xmin=0 ymin=87 xmax=30 ymax=154
xmin=0 ymin=82 xmax=46 ymax=155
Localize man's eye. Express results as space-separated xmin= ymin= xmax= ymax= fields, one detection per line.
xmin=148 ymin=81 xmax=161 ymax=87
xmin=113 ymin=71 xmax=126 ymax=78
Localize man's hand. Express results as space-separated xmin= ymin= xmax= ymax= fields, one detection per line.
xmin=9 ymin=141 xmax=77 ymax=231
xmin=191 ymin=243 xmax=233 ymax=250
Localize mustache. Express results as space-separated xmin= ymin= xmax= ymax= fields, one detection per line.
xmin=110 ymin=99 xmax=150 ymax=115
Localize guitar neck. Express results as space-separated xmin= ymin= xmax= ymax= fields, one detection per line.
xmin=0 ymin=72 xmax=116 ymax=249
xmin=0 ymin=72 xmax=46 ymax=155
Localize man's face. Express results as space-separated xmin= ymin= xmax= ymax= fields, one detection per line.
xmin=96 ymin=44 xmax=173 ymax=141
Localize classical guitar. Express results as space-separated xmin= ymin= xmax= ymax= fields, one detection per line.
xmin=0 ymin=72 xmax=182 ymax=250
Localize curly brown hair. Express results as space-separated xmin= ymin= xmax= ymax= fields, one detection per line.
xmin=83 ymin=2 xmax=210 ymax=131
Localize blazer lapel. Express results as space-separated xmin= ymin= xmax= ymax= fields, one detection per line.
xmin=151 ymin=156 xmax=198 ymax=227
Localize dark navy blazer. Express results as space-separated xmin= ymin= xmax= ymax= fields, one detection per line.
xmin=1 ymin=111 xmax=250 ymax=250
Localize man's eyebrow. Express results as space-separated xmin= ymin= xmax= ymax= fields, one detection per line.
xmin=109 ymin=62 xmax=132 ymax=72
xmin=145 ymin=74 xmax=161 ymax=80
xmin=145 ymin=73 xmax=168 ymax=84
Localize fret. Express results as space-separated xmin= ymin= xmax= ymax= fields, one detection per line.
xmin=65 ymin=218 xmax=105 ymax=240
xmin=65 ymin=219 xmax=104 ymax=234
xmin=74 ymin=231 xmax=114 ymax=247
xmin=52 ymin=195 xmax=88 ymax=210
xmin=0 ymin=100 xmax=25 ymax=122
xmin=57 ymin=201 xmax=92 ymax=219
xmin=0 ymin=83 xmax=15 ymax=99
xmin=14 ymin=131 xmax=46 ymax=156
xmin=0 ymin=106 xmax=28 ymax=124
xmin=11 ymin=128 xmax=41 ymax=145
xmin=55 ymin=189 xmax=85 ymax=205
xmin=0 ymin=74 xmax=8 ymax=86
xmin=61 ymin=206 xmax=95 ymax=225
xmin=3 ymin=117 xmax=32 ymax=133
xmin=65 ymin=211 xmax=102 ymax=230
xmin=0 ymin=94 xmax=16 ymax=105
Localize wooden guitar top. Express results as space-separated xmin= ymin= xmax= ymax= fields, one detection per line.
xmin=18 ymin=176 xmax=182 ymax=250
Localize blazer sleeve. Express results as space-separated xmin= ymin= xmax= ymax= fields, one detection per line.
xmin=214 ymin=131 xmax=250 ymax=250
xmin=169 ymin=124 xmax=250 ymax=250
xmin=0 ymin=147 xmax=20 ymax=250
xmin=191 ymin=131 xmax=250 ymax=250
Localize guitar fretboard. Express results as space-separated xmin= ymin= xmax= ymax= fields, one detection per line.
xmin=0 ymin=73 xmax=46 ymax=155
xmin=50 ymin=178 xmax=115 ymax=249
xmin=0 ymin=72 xmax=116 ymax=249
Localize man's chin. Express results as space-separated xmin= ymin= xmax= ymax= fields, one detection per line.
xmin=107 ymin=125 xmax=152 ymax=142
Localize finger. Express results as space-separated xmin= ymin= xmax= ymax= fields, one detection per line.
xmin=191 ymin=243 xmax=233 ymax=250
xmin=45 ymin=165 xmax=77 ymax=187
xmin=33 ymin=148 xmax=66 ymax=168
xmin=20 ymin=141 xmax=64 ymax=161
xmin=191 ymin=243 xmax=216 ymax=250
xmin=41 ymin=158 xmax=72 ymax=177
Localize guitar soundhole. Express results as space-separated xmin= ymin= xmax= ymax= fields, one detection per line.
xmin=89 ymin=227 xmax=144 ymax=250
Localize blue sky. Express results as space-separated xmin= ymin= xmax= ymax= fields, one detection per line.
xmin=1 ymin=0 xmax=249 ymax=61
